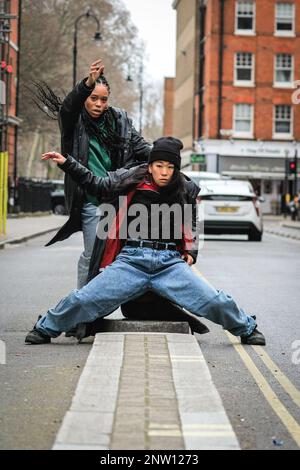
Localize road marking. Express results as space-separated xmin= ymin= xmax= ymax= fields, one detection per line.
xmin=149 ymin=423 xmax=232 ymax=430
xmin=148 ymin=430 xmax=235 ymax=437
xmin=193 ymin=264 xmax=300 ymax=447
xmin=226 ymin=333 xmax=300 ymax=448
xmin=253 ymin=346 xmax=300 ymax=411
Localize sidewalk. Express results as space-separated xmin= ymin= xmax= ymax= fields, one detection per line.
xmin=263 ymin=215 xmax=300 ymax=240
xmin=0 ymin=214 xmax=68 ymax=248
xmin=53 ymin=332 xmax=240 ymax=451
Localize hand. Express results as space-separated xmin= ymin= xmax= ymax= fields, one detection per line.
xmin=181 ymin=253 xmax=194 ymax=266
xmin=85 ymin=59 xmax=105 ymax=87
xmin=41 ymin=152 xmax=66 ymax=165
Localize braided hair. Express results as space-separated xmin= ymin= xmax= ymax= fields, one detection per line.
xmin=82 ymin=76 xmax=126 ymax=153
xmin=31 ymin=76 xmax=126 ymax=168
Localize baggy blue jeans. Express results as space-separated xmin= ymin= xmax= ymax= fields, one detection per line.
xmin=36 ymin=246 xmax=256 ymax=338
xmin=77 ymin=202 xmax=99 ymax=289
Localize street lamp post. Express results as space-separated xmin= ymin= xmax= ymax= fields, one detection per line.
xmin=138 ymin=63 xmax=144 ymax=135
xmin=73 ymin=9 xmax=101 ymax=88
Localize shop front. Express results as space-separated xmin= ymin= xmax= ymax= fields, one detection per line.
xmin=197 ymin=140 xmax=300 ymax=214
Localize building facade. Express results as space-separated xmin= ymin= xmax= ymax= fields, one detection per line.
xmin=163 ymin=77 xmax=175 ymax=136
xmin=0 ymin=0 xmax=21 ymax=213
xmin=172 ymin=0 xmax=300 ymax=213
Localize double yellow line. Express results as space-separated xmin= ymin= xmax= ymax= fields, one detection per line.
xmin=226 ymin=335 xmax=300 ymax=447
xmin=192 ymin=265 xmax=300 ymax=448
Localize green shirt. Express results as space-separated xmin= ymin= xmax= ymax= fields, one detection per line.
xmin=86 ymin=119 xmax=112 ymax=206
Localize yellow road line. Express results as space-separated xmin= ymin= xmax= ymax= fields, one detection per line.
xmin=253 ymin=346 xmax=300 ymax=411
xmin=193 ymin=264 xmax=300 ymax=447
xmin=226 ymin=333 xmax=300 ymax=447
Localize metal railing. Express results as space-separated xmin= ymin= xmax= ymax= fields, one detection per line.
xmin=0 ymin=151 xmax=8 ymax=234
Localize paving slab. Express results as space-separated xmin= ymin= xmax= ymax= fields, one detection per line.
xmin=53 ymin=333 xmax=240 ymax=450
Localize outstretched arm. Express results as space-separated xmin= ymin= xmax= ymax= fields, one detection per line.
xmin=42 ymin=152 xmax=112 ymax=200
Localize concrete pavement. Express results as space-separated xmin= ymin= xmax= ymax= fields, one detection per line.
xmin=264 ymin=215 xmax=300 ymax=240
xmin=53 ymin=333 xmax=240 ymax=451
xmin=0 ymin=214 xmax=68 ymax=248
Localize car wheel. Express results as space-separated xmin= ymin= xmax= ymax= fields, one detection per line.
xmin=248 ymin=230 xmax=262 ymax=242
xmin=53 ymin=204 xmax=65 ymax=215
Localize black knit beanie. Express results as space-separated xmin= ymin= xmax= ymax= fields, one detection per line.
xmin=148 ymin=136 xmax=183 ymax=169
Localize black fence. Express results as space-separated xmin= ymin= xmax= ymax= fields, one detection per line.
xmin=18 ymin=178 xmax=53 ymax=213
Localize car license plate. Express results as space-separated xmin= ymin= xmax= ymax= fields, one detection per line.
xmin=216 ymin=206 xmax=239 ymax=213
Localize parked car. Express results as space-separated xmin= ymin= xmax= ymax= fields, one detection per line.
xmin=198 ymin=180 xmax=264 ymax=241
xmin=49 ymin=180 xmax=66 ymax=215
xmin=182 ymin=170 xmax=230 ymax=188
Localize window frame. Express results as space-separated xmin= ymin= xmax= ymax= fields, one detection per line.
xmin=233 ymin=103 xmax=254 ymax=138
xmin=235 ymin=1 xmax=256 ymax=35
xmin=234 ymin=52 xmax=255 ymax=86
xmin=273 ymin=105 xmax=293 ymax=140
xmin=274 ymin=53 xmax=294 ymax=88
xmin=275 ymin=3 xmax=295 ymax=37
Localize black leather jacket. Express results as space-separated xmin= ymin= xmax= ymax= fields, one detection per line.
xmin=55 ymin=155 xmax=201 ymax=277
xmin=46 ymin=78 xmax=151 ymax=246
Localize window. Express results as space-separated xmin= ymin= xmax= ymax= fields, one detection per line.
xmin=274 ymin=54 xmax=293 ymax=87
xmin=275 ymin=3 xmax=295 ymax=35
xmin=233 ymin=104 xmax=254 ymax=137
xmin=235 ymin=52 xmax=254 ymax=85
xmin=273 ymin=105 xmax=293 ymax=138
xmin=235 ymin=1 xmax=255 ymax=34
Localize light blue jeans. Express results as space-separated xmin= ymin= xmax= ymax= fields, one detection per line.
xmin=77 ymin=202 xmax=99 ymax=289
xmin=37 ymin=246 xmax=256 ymax=338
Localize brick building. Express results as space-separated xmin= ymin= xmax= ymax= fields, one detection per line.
xmin=172 ymin=0 xmax=300 ymax=213
xmin=0 ymin=0 xmax=21 ymax=211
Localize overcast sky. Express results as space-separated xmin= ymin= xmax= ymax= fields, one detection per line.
xmin=122 ymin=0 xmax=176 ymax=81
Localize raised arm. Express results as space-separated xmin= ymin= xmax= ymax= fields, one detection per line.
xmin=59 ymin=60 xmax=105 ymax=136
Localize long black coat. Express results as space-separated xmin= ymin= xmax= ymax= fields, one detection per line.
xmin=57 ymin=155 xmax=204 ymax=326
xmin=46 ymin=79 xmax=151 ymax=247
xmin=56 ymin=156 xmax=201 ymax=281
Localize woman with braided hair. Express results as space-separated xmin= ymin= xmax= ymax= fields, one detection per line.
xmin=37 ymin=59 xmax=151 ymax=288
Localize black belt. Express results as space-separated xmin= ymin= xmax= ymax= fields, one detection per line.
xmin=125 ymin=239 xmax=178 ymax=251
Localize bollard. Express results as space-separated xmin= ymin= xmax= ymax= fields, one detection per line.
xmin=0 ymin=151 xmax=9 ymax=235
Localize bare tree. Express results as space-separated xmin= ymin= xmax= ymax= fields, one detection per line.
xmin=18 ymin=0 xmax=143 ymax=177
xmin=142 ymin=79 xmax=163 ymax=142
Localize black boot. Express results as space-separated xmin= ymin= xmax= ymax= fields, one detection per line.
xmin=25 ymin=316 xmax=51 ymax=345
xmin=240 ymin=316 xmax=266 ymax=346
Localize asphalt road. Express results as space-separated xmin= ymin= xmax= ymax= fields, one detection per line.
xmin=196 ymin=232 xmax=300 ymax=450
xmin=0 ymin=230 xmax=300 ymax=450
xmin=0 ymin=233 xmax=93 ymax=450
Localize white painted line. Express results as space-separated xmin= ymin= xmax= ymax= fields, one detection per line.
xmin=52 ymin=334 xmax=124 ymax=450
xmin=167 ymin=334 xmax=240 ymax=450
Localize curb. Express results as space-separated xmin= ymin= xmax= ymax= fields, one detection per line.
xmin=281 ymin=223 xmax=300 ymax=231
xmin=264 ymin=228 xmax=300 ymax=241
xmin=0 ymin=226 xmax=62 ymax=250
